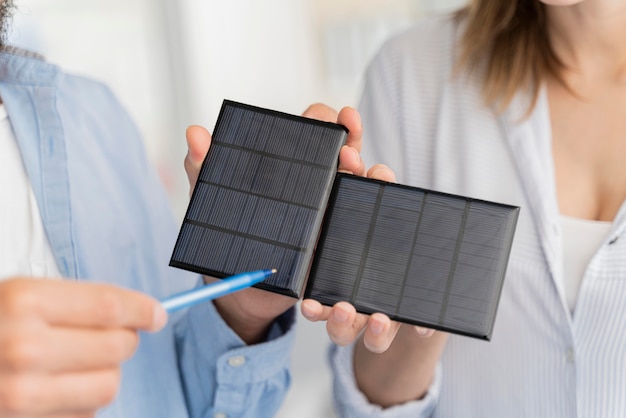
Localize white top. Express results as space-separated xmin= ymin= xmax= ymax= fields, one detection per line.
xmin=561 ymin=215 xmax=612 ymax=313
xmin=331 ymin=14 xmax=626 ymax=418
xmin=0 ymin=104 xmax=60 ymax=279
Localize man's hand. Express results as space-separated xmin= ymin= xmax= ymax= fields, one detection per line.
xmin=0 ymin=278 xmax=166 ymax=417
xmin=183 ymin=104 xmax=367 ymax=344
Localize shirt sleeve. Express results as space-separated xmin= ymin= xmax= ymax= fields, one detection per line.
xmin=329 ymin=343 xmax=441 ymax=418
xmin=174 ymin=280 xmax=296 ymax=418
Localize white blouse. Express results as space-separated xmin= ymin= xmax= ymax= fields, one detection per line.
xmin=560 ymin=215 xmax=612 ymax=313
xmin=0 ymin=104 xmax=60 ymax=279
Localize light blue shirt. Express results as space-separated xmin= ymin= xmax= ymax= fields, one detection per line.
xmin=330 ymin=15 xmax=626 ymax=417
xmin=0 ymin=48 xmax=295 ymax=418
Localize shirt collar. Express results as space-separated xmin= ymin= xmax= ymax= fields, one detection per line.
xmin=0 ymin=45 xmax=60 ymax=85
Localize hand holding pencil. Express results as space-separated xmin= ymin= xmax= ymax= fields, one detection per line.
xmin=160 ymin=269 xmax=276 ymax=313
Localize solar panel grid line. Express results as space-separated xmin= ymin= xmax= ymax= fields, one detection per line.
xmin=221 ymin=235 xmax=244 ymax=273
xmin=298 ymin=123 xmax=320 ymax=163
xmin=234 ymin=104 xmax=254 ymax=148
xmin=395 ymin=190 xmax=428 ymax=316
xmin=210 ymin=135 xmax=338 ymax=172
xmin=457 ymin=238 xmax=505 ymax=256
xmin=438 ymin=199 xmax=472 ymax=325
xmin=251 ymin=199 xmax=279 ymax=240
xmin=196 ymin=144 xmax=226 ymax=184
xmin=197 ymin=177 xmax=319 ymax=211
xmin=412 ymin=241 xmax=457 ymax=262
xmin=455 ymin=252 xmax=500 ymax=273
xmin=171 ymin=223 xmax=190 ymax=261
xmin=446 ymin=294 xmax=491 ymax=313
xmin=208 ymin=187 xmax=244 ymax=228
xmin=350 ymin=183 xmax=385 ymax=304
xmin=211 ymin=103 xmax=236 ymax=141
xmin=272 ymin=117 xmax=295 ymax=156
xmin=193 ymin=227 xmax=213 ymax=268
xmin=304 ymin=180 xmax=366 ymax=301
xmin=250 ymin=157 xmax=287 ymax=199
xmin=233 ymin=148 xmax=261 ymax=187
xmin=186 ymin=224 xmax=205 ymax=265
xmin=190 ymin=229 xmax=218 ymax=272
xmin=315 ymin=126 xmax=344 ymax=165
xmin=238 ymin=193 xmax=260 ymax=237
xmin=186 ymin=182 xmax=210 ymax=220
xmin=192 ymin=174 xmax=332 ymax=249
xmin=178 ymin=225 xmax=199 ymax=266
xmin=183 ymin=220 xmax=306 ymax=252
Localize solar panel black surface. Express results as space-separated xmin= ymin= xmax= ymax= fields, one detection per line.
xmin=304 ymin=174 xmax=519 ymax=339
xmin=170 ymin=100 xmax=347 ymax=296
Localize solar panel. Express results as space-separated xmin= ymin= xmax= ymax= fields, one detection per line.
xmin=170 ymin=100 xmax=520 ymax=339
xmin=304 ymin=174 xmax=519 ymax=339
xmin=170 ymin=100 xmax=347 ymax=296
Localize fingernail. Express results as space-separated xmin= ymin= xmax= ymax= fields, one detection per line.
xmin=153 ymin=304 xmax=168 ymax=331
xmin=351 ymin=147 xmax=360 ymax=161
xmin=416 ymin=326 xmax=429 ymax=336
xmin=301 ymin=303 xmax=315 ymax=320
xmin=369 ymin=320 xmax=384 ymax=336
xmin=333 ymin=308 xmax=348 ymax=323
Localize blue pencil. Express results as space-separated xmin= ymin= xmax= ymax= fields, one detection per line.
xmin=160 ymin=269 xmax=276 ymax=313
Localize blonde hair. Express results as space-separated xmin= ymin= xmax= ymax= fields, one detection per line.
xmin=456 ymin=0 xmax=565 ymax=113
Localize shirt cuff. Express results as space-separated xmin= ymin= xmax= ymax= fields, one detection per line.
xmin=329 ymin=342 xmax=441 ymax=417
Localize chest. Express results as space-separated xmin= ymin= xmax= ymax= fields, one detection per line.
xmin=548 ymin=81 xmax=626 ymax=220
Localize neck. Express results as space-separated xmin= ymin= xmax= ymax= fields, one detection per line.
xmin=546 ymin=1 xmax=626 ymax=81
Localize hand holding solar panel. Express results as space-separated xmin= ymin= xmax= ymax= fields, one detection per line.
xmin=170 ymin=100 xmax=519 ymax=340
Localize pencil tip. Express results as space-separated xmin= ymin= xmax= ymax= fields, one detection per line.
xmin=271 ymin=268 xmax=277 ymax=274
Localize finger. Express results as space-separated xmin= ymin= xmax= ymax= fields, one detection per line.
xmin=45 ymin=369 xmax=122 ymax=414
xmin=302 ymin=103 xmax=338 ymax=122
xmin=46 ymin=413 xmax=94 ymax=418
xmin=337 ymin=145 xmax=366 ymax=177
xmin=367 ymin=164 xmax=396 ymax=182
xmin=0 ymin=326 xmax=139 ymax=374
xmin=414 ymin=326 xmax=436 ymax=338
xmin=184 ymin=125 xmax=212 ymax=194
xmin=0 ymin=279 xmax=166 ymax=332
xmin=186 ymin=125 xmax=211 ymax=163
xmin=325 ymin=302 xmax=368 ymax=346
xmin=0 ymin=368 xmax=121 ymax=415
xmin=336 ymin=107 xmax=362 ymax=152
xmin=362 ymin=313 xmax=402 ymax=353
xmin=300 ymin=299 xmax=332 ymax=322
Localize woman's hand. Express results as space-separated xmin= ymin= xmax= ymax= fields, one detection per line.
xmin=298 ymin=103 xmax=447 ymax=407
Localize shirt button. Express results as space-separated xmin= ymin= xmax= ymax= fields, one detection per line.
xmin=214 ymin=413 xmax=227 ymax=418
xmin=227 ymin=355 xmax=246 ymax=367
xmin=565 ymin=348 xmax=575 ymax=364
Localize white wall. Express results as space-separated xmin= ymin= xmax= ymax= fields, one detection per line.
xmin=10 ymin=0 xmax=185 ymax=213
xmin=8 ymin=1 xmax=465 ymax=416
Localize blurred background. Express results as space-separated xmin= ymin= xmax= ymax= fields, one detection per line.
xmin=8 ymin=0 xmax=464 ymax=416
